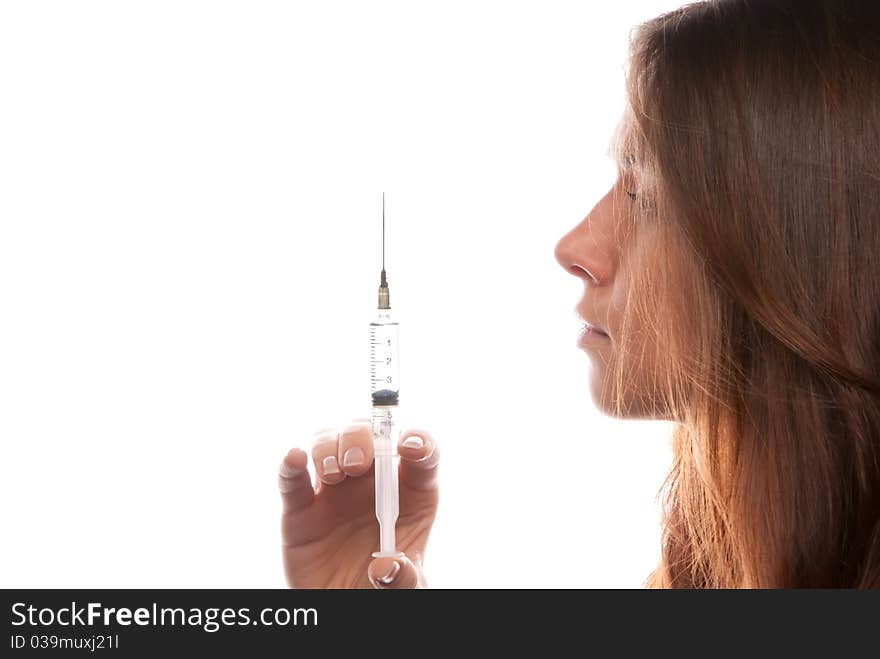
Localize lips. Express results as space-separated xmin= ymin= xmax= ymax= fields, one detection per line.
xmin=576 ymin=308 xmax=609 ymax=337
xmin=577 ymin=322 xmax=610 ymax=348
xmin=581 ymin=322 xmax=609 ymax=337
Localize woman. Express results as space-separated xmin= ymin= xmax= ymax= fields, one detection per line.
xmin=278 ymin=0 xmax=880 ymax=588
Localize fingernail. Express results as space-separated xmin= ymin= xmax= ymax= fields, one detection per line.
xmin=322 ymin=455 xmax=340 ymax=475
xmin=342 ymin=447 xmax=365 ymax=468
xmin=376 ymin=561 xmax=400 ymax=586
xmin=401 ymin=436 xmax=424 ymax=450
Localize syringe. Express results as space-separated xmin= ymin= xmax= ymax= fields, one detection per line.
xmin=370 ymin=193 xmax=402 ymax=558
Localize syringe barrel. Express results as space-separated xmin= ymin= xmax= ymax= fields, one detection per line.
xmin=372 ymin=404 xmax=400 ymax=557
xmin=370 ymin=309 xmax=399 ymax=406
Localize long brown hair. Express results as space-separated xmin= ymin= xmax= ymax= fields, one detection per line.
xmin=610 ymin=0 xmax=880 ymax=587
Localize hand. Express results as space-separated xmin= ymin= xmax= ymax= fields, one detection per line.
xmin=279 ymin=420 xmax=439 ymax=588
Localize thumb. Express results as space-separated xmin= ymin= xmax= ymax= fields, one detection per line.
xmin=368 ymin=554 xmax=422 ymax=589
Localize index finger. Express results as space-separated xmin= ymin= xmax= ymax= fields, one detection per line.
xmin=279 ymin=447 xmax=314 ymax=513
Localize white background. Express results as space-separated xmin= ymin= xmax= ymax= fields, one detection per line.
xmin=0 ymin=1 xmax=681 ymax=588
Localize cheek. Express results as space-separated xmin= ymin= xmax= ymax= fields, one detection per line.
xmin=602 ymin=270 xmax=669 ymax=418
xmin=609 ymin=276 xmax=630 ymax=318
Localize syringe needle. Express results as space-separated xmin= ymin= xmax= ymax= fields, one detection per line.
xmin=378 ymin=192 xmax=390 ymax=310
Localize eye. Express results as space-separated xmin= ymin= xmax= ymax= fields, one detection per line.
xmin=619 ymin=159 xmax=638 ymax=201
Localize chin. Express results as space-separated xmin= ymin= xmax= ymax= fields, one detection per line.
xmin=588 ymin=369 xmax=670 ymax=421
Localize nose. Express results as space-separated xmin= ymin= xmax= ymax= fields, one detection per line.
xmin=554 ymin=213 xmax=609 ymax=287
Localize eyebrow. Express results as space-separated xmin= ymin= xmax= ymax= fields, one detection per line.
xmin=605 ymin=146 xmax=623 ymax=169
xmin=606 ymin=146 xmax=634 ymax=172
xmin=606 ymin=140 xmax=633 ymax=169
xmin=605 ymin=139 xmax=617 ymax=158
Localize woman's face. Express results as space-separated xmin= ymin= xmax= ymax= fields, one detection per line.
xmin=554 ymin=145 xmax=667 ymax=420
